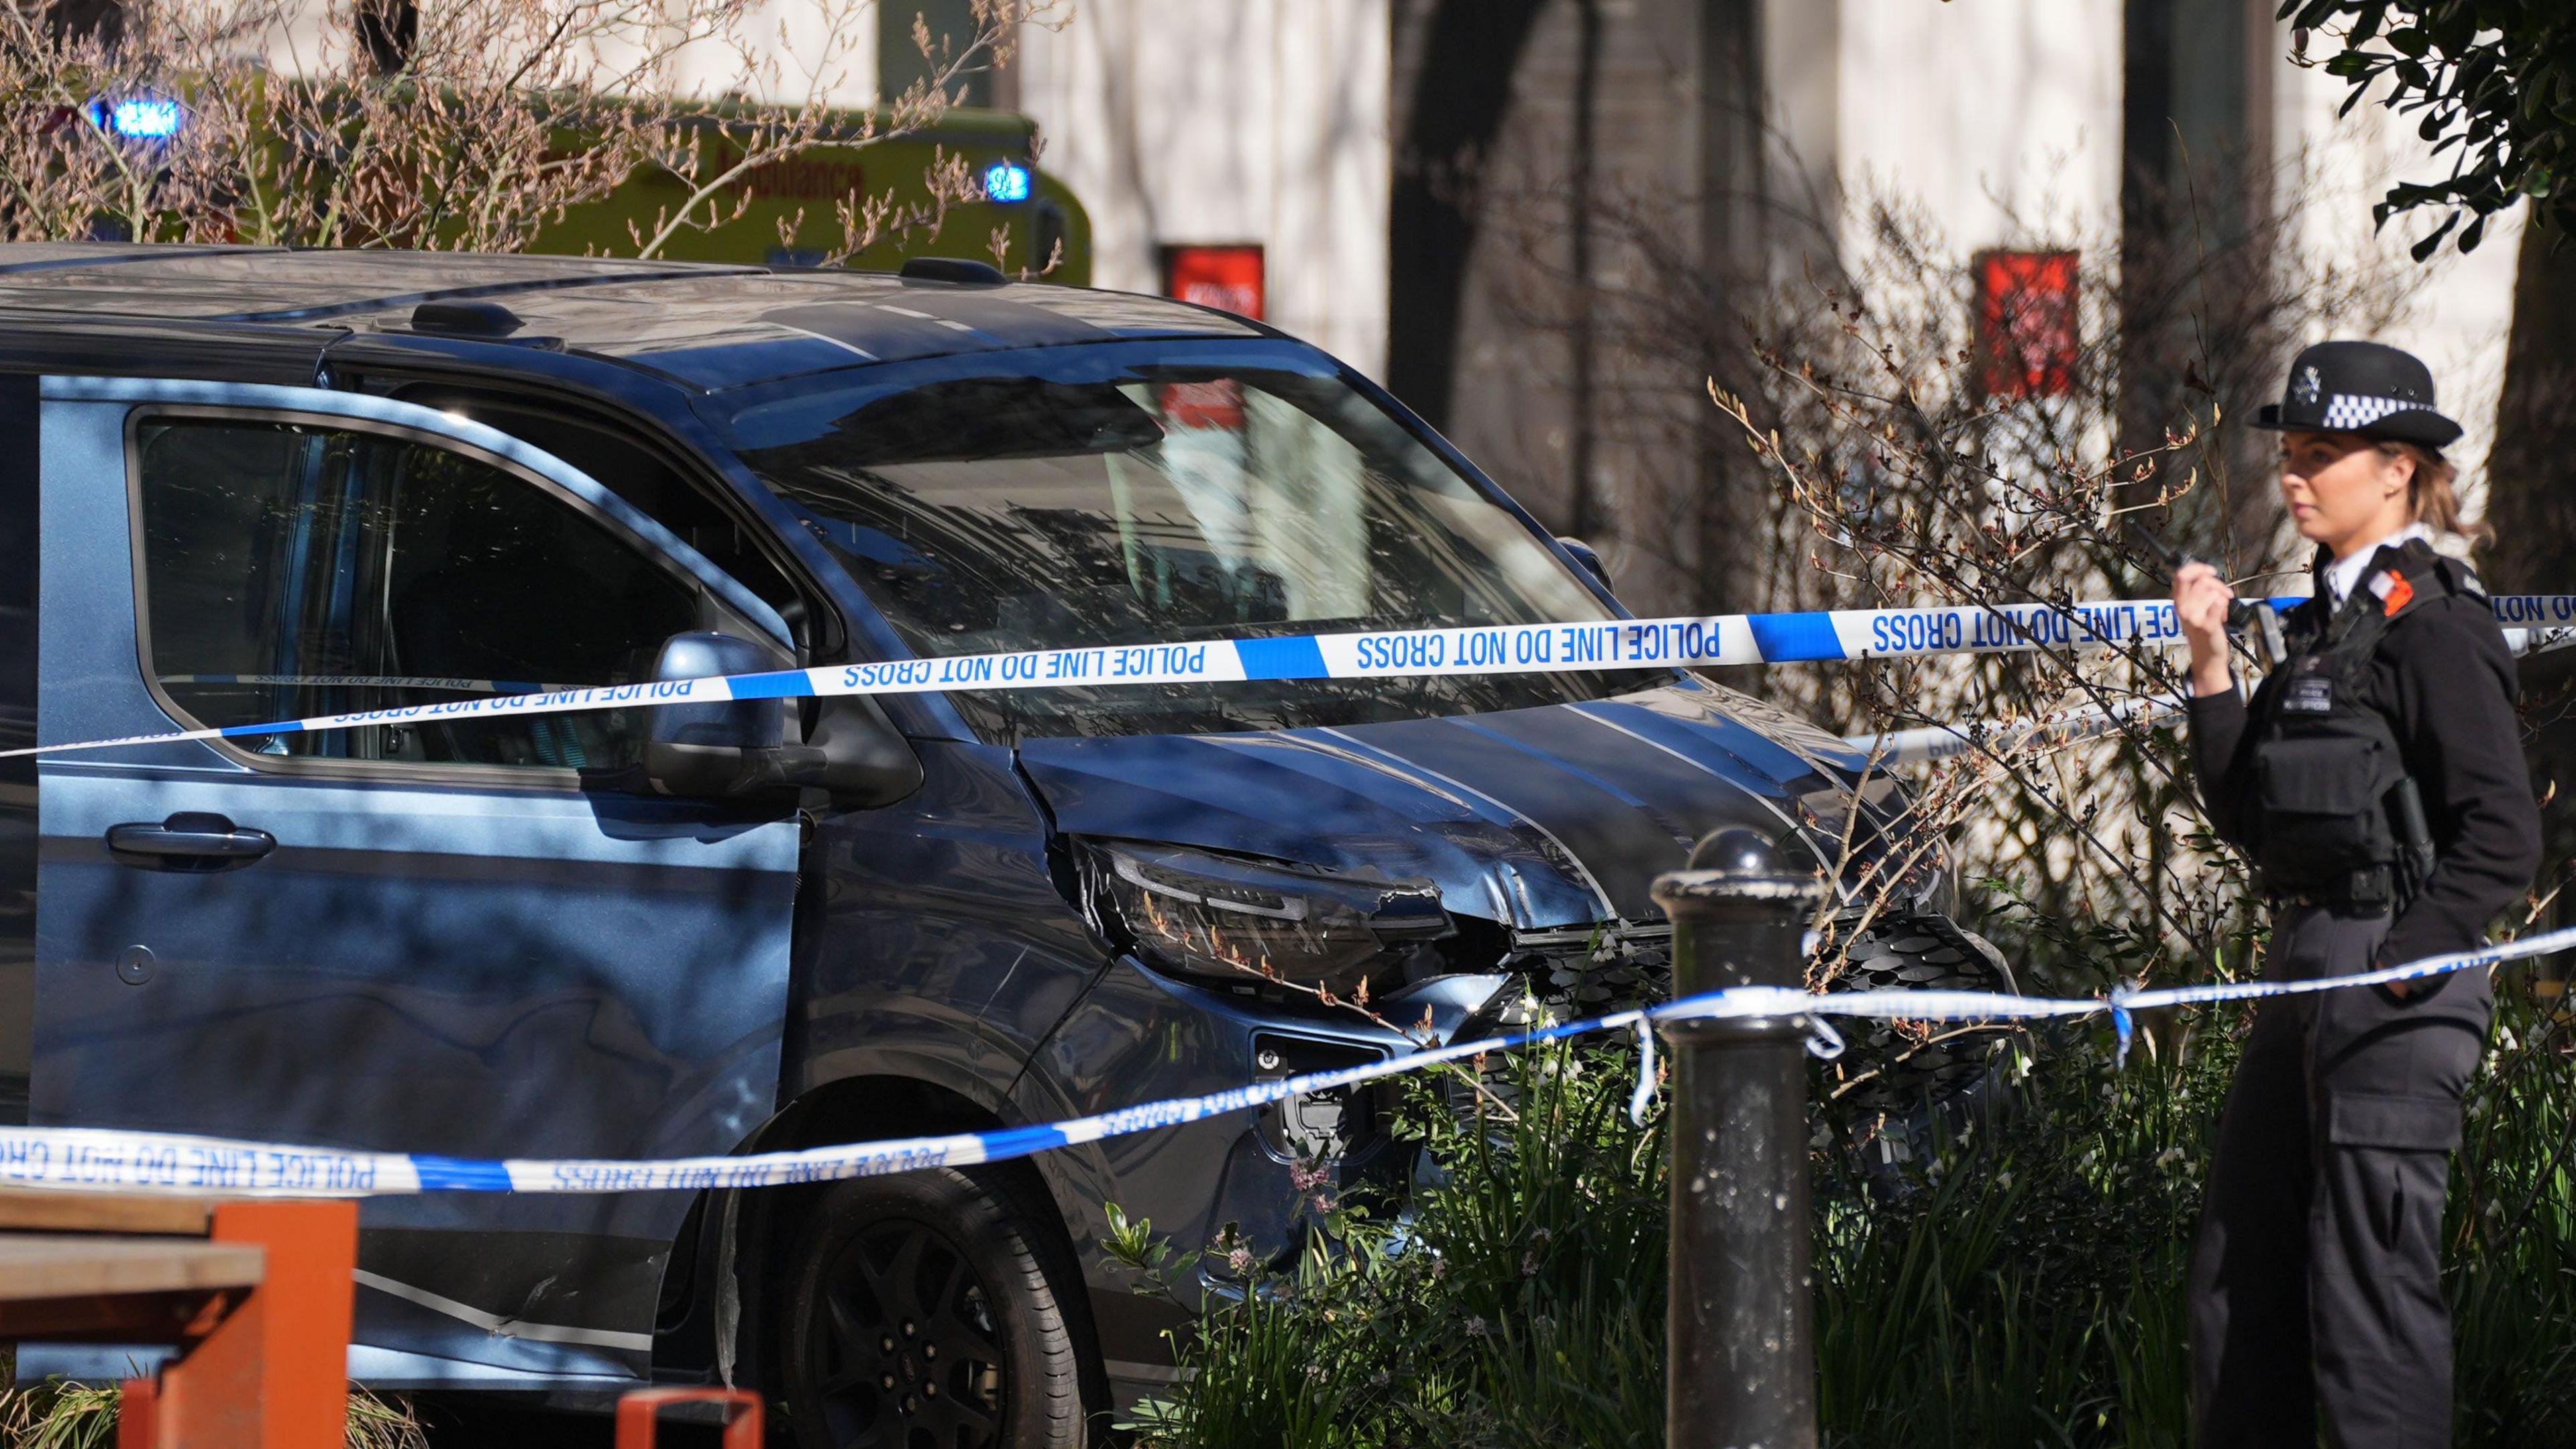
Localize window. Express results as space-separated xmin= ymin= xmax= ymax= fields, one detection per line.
xmin=727 ymin=344 xmax=1658 ymax=741
xmin=388 ymin=390 xmax=807 ymax=625
xmin=1972 ymin=250 xmax=2080 ymax=399
xmin=133 ymin=417 xmax=700 ymax=773
xmin=1161 ymin=245 xmax=1265 ymax=320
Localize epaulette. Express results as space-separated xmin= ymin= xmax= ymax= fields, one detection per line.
xmin=2432 ymin=553 xmax=2487 ymax=604
xmin=2373 ymin=537 xmax=2484 ymax=619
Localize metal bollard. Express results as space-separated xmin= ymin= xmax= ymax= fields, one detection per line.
xmin=1652 ymin=827 xmax=1825 ymax=1449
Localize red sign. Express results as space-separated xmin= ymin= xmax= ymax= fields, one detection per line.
xmin=1163 ymin=244 xmax=1265 ymax=320
xmin=1974 ymin=250 xmax=2080 ymax=398
xmin=1159 ymin=379 xmax=1243 ymax=430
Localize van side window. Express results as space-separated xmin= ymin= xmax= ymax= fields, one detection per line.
xmin=389 ymin=391 xmax=807 ymax=628
xmin=132 ymin=417 xmax=698 ymax=773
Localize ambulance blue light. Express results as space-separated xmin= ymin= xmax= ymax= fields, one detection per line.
xmin=983 ymin=161 xmax=1031 ymax=203
xmin=96 ymin=97 xmax=184 ymax=140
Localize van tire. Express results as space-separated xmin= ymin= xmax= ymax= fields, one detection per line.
xmin=776 ymin=1167 xmax=1087 ymax=1449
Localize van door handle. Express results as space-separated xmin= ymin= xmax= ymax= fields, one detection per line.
xmin=105 ymin=812 xmax=277 ymax=873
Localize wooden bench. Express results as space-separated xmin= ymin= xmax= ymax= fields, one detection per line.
xmin=0 ymin=1186 xmax=759 ymax=1446
xmin=0 ymin=1189 xmax=356 ymax=1449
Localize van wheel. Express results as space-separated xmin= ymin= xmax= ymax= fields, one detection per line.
xmin=777 ymin=1167 xmax=1087 ymax=1449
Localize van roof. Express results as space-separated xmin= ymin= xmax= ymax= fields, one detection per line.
xmin=0 ymin=244 xmax=1269 ymax=391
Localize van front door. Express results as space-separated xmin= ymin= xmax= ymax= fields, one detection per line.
xmin=28 ymin=378 xmax=802 ymax=1387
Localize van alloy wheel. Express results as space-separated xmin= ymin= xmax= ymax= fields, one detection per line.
xmin=810 ymin=1220 xmax=1007 ymax=1446
xmin=780 ymin=1167 xmax=1090 ymax=1449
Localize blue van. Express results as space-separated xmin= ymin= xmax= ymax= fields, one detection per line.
xmin=0 ymin=244 xmax=2001 ymax=1443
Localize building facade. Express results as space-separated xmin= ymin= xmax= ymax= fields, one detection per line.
xmin=1013 ymin=0 xmax=1392 ymax=376
xmin=150 ymin=0 xmax=2520 ymax=614
xmin=1007 ymin=0 xmax=2518 ymax=614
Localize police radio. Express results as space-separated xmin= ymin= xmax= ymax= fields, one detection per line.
xmin=2142 ymin=530 xmax=2288 ymax=668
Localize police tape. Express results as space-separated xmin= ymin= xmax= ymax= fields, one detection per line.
xmin=15 ymin=594 xmax=2576 ymax=761
xmin=4 ymin=923 xmax=2566 ymax=1198
xmin=1846 ymin=609 xmax=2576 ymax=765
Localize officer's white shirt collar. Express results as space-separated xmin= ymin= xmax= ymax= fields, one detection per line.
xmin=2324 ymin=523 xmax=2432 ymax=608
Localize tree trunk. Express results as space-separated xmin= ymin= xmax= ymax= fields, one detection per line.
xmin=2483 ymin=214 xmax=2576 ymax=865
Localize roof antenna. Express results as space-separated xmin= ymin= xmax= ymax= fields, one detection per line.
xmin=898 ymin=257 xmax=1007 ymax=287
xmin=411 ymin=300 xmax=527 ymax=336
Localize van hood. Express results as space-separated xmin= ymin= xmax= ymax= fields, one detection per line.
xmin=1014 ymin=682 xmax=1885 ymax=930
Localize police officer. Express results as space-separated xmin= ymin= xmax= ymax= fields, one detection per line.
xmin=2174 ymin=340 xmax=2540 ymax=1448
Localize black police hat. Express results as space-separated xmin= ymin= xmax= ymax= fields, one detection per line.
xmin=2253 ymin=339 xmax=2463 ymax=448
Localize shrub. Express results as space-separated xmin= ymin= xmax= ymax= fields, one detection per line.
xmin=0 ymin=1379 xmax=427 ymax=1449
xmin=1116 ymin=976 xmax=2576 ymax=1448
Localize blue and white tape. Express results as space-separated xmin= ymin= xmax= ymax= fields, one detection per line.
xmin=3 ymin=924 xmax=2563 ymax=1197
xmin=1845 ymin=597 xmax=2576 ymax=765
xmin=15 ymin=594 xmax=2576 ymax=761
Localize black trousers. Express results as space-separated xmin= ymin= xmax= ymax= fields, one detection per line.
xmin=2189 ymin=906 xmax=2492 ymax=1448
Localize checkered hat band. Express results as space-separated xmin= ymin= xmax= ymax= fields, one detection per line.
xmin=2320 ymin=392 xmax=2430 ymax=429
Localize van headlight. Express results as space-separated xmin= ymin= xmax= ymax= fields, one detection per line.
xmin=1087 ymin=843 xmax=1452 ymax=999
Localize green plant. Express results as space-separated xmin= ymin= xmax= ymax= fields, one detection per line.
xmin=342 ymin=1387 xmax=429 ymax=1449
xmin=2278 ymin=1 xmax=2576 ymax=258
xmin=0 ymin=1379 xmax=119 ymax=1449
xmin=1810 ymin=987 xmax=2226 ymax=1449
xmin=0 ymin=1381 xmax=426 ymax=1449
xmin=2447 ymin=998 xmax=2576 ymax=1444
xmin=1109 ymin=1036 xmax=1668 ymax=1448
xmin=1122 ymin=971 xmax=2576 ymax=1448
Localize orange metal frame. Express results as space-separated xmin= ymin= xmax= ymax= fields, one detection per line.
xmin=614 ymin=1387 xmax=765 ymax=1448
xmin=25 ymin=1193 xmax=767 ymax=1448
xmin=114 ymin=1199 xmax=357 ymax=1449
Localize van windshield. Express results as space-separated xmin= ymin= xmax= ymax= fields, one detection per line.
xmin=722 ymin=343 xmax=1665 ymax=739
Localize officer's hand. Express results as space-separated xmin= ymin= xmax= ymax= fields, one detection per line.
xmin=2172 ymin=562 xmax=2237 ymax=698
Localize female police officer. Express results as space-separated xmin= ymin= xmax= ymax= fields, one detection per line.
xmin=2174 ymin=340 xmax=2539 ymax=1448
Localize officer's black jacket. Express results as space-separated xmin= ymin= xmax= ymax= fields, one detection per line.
xmin=2188 ymin=543 xmax=2540 ymax=969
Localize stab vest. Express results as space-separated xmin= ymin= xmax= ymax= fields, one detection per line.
xmin=2246 ymin=539 xmax=2473 ymax=904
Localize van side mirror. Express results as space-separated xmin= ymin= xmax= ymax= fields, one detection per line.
xmin=641 ymin=632 xmax=920 ymax=806
xmin=1556 ymin=536 xmax=1614 ymax=594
